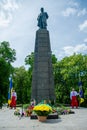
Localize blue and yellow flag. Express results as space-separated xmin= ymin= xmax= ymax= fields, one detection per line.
xmin=79 ymin=89 xmax=84 ymax=98
xmin=79 ymin=88 xmax=84 ymax=104
xmin=10 ymin=77 xmax=13 ymax=89
xmin=80 ymin=98 xmax=84 ymax=104
xmin=8 ymin=77 xmax=13 ymax=105
xmin=8 ymin=92 xmax=11 ymax=105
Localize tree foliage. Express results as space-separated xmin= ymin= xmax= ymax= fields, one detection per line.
xmin=0 ymin=41 xmax=16 ymax=107
xmin=13 ymin=66 xmax=31 ymax=104
xmin=0 ymin=41 xmax=16 ymax=63
xmin=54 ymin=53 xmax=87 ymax=105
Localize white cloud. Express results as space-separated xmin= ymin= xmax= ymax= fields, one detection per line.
xmin=0 ymin=11 xmax=12 ymax=27
xmin=68 ymin=1 xmax=79 ymax=8
xmin=62 ymin=7 xmax=77 ymax=16
xmin=63 ymin=44 xmax=87 ymax=56
xmin=63 ymin=46 xmax=74 ymax=55
xmin=3 ymin=0 xmax=19 ymax=11
xmin=62 ymin=0 xmax=87 ymax=17
xmin=84 ymin=38 xmax=87 ymax=42
xmin=0 ymin=0 xmax=19 ymax=28
xmin=62 ymin=7 xmax=87 ymax=17
xmin=74 ymin=44 xmax=87 ymax=53
xmin=77 ymin=8 xmax=87 ymax=16
xmin=54 ymin=44 xmax=87 ymax=61
xmin=79 ymin=20 xmax=87 ymax=32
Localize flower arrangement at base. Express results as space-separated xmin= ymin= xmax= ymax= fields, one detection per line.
xmin=25 ymin=106 xmax=34 ymax=117
xmin=14 ymin=108 xmax=20 ymax=116
xmin=33 ymin=104 xmax=52 ymax=117
xmin=55 ymin=106 xmax=75 ymax=115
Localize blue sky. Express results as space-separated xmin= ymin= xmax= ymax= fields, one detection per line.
xmin=0 ymin=0 xmax=87 ymax=68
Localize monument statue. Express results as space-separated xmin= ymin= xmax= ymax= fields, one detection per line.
xmin=31 ymin=8 xmax=55 ymax=104
xmin=37 ymin=7 xmax=48 ymax=29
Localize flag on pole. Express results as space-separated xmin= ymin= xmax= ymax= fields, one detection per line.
xmin=8 ymin=76 xmax=13 ymax=105
xmin=79 ymin=88 xmax=84 ymax=104
xmin=78 ymin=73 xmax=84 ymax=104
xmin=80 ymin=98 xmax=84 ymax=104
xmin=78 ymin=81 xmax=82 ymax=87
xmin=8 ymin=91 xmax=11 ymax=105
xmin=10 ymin=77 xmax=13 ymax=89
xmin=8 ymin=90 xmax=10 ymax=99
xmin=79 ymin=83 xmax=84 ymax=104
xmin=79 ymin=89 xmax=84 ymax=98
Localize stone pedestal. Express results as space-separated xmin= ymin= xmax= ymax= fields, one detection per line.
xmin=31 ymin=29 xmax=55 ymax=103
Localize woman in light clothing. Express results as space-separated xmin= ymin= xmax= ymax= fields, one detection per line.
xmin=70 ymin=88 xmax=78 ymax=108
xmin=10 ymin=89 xmax=17 ymax=109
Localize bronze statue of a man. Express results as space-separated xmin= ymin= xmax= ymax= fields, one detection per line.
xmin=37 ymin=8 xmax=49 ymax=29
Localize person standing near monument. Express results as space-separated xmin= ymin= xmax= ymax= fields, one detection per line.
xmin=10 ymin=89 xmax=17 ymax=109
xmin=37 ymin=7 xmax=48 ymax=29
xmin=70 ymin=88 xmax=78 ymax=108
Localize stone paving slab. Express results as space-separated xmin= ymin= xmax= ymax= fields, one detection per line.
xmin=0 ymin=107 xmax=87 ymax=130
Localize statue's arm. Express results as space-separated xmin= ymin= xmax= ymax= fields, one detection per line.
xmin=37 ymin=15 xmax=40 ymax=20
xmin=45 ymin=12 xmax=49 ymax=19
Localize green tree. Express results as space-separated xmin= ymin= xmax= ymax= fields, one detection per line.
xmin=13 ymin=66 xmax=31 ymax=104
xmin=0 ymin=41 xmax=16 ymax=107
xmin=54 ymin=54 xmax=87 ymax=105
xmin=25 ymin=52 xmax=34 ymax=70
xmin=0 ymin=41 xmax=16 ymax=63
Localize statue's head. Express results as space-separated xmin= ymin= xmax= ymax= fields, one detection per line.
xmin=41 ymin=7 xmax=44 ymax=12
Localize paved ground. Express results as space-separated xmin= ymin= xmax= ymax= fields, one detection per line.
xmin=0 ymin=107 xmax=87 ymax=130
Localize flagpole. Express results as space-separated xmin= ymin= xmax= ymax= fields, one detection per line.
xmin=78 ymin=72 xmax=84 ymax=107
xmin=8 ymin=74 xmax=13 ymax=107
xmin=78 ymin=73 xmax=81 ymax=107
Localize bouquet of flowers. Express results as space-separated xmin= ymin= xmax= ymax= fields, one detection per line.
xmin=14 ymin=108 xmax=20 ymax=115
xmin=25 ymin=106 xmax=34 ymax=116
xmin=33 ymin=104 xmax=52 ymax=116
